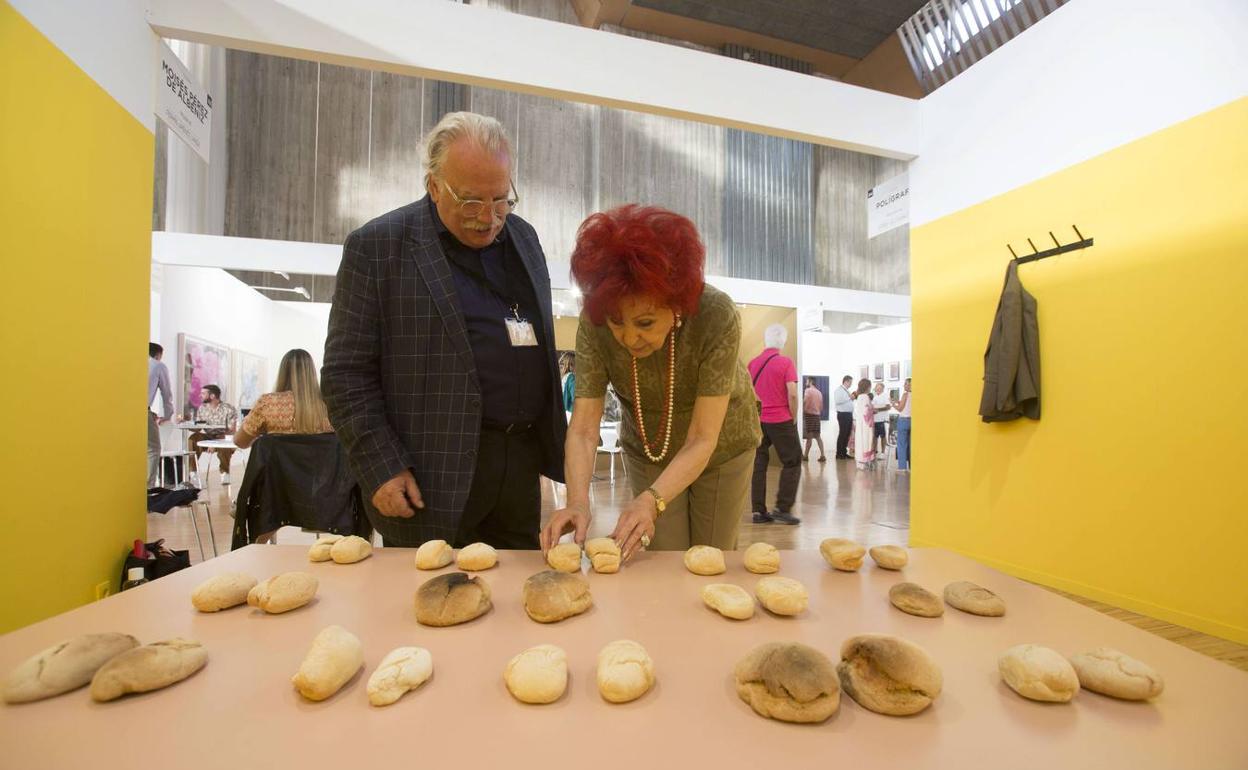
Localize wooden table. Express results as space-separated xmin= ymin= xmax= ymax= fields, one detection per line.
xmin=3 ymin=546 xmax=1246 ymax=769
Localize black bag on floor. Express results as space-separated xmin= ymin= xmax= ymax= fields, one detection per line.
xmin=146 ymin=486 xmax=200 ymax=514
xmin=120 ymin=539 xmax=190 ymax=591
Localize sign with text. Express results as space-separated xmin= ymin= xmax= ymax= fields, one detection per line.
xmin=866 ymin=172 xmax=909 ymax=238
xmin=155 ymin=41 xmax=211 ymax=163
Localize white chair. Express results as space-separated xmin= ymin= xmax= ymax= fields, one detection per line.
xmin=157 ymin=450 xmax=192 ymax=487
xmin=175 ymin=499 xmax=217 ymax=561
xmin=597 ymin=426 xmax=626 ymax=483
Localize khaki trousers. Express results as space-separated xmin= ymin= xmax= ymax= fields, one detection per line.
xmin=622 ymin=448 xmax=754 ymax=551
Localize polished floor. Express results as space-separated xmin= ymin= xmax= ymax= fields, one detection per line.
xmin=149 ymin=449 xmax=1248 ymax=672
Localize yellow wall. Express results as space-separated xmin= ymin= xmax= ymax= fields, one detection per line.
xmin=910 ymin=98 xmax=1248 ymax=643
xmin=0 ymin=2 xmax=152 ymax=632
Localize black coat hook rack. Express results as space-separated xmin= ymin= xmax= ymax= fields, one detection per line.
xmin=1007 ymin=225 xmax=1093 ymax=264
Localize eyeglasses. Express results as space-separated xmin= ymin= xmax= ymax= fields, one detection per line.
xmin=439 ymin=179 xmax=520 ymax=218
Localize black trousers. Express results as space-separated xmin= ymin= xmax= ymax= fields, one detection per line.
xmin=454 ymin=428 xmax=542 ymax=549
xmin=835 ymin=412 xmax=853 ymax=458
xmin=751 ymin=420 xmax=803 ymax=514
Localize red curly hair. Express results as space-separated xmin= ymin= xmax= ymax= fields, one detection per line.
xmin=570 ymin=205 xmax=706 ymax=325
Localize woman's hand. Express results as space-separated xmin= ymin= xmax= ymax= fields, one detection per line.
xmin=541 ymin=503 xmax=591 ymax=553
xmin=611 ymin=494 xmax=657 ymax=564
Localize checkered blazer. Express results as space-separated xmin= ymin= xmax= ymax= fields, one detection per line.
xmin=322 ymin=197 xmax=567 ymax=545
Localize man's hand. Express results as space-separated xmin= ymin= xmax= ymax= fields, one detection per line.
xmin=540 ymin=503 xmax=591 ymax=553
xmin=372 ymin=469 xmax=424 ymax=518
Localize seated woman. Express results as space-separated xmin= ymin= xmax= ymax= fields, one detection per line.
xmin=233 ymin=348 xmax=333 ymax=450
xmin=541 ymin=205 xmax=762 ymax=563
xmin=233 ymin=349 xmax=333 ymax=544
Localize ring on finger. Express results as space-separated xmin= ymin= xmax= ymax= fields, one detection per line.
xmin=640 ymin=533 xmax=651 ymax=548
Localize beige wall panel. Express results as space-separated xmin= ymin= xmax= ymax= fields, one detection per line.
xmin=368 ymin=71 xmax=427 ymax=218
xmin=312 ymin=64 xmax=372 ymax=245
xmin=224 ymin=50 xmax=318 ymax=242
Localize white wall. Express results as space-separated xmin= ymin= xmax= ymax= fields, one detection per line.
xmin=154 ymin=265 xmax=330 ymax=442
xmin=9 ymin=0 xmax=155 ymax=131
xmin=146 ymin=0 xmax=918 ymax=159
xmin=912 ymin=0 xmax=1248 ymax=225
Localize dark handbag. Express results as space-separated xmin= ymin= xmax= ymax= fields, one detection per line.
xmin=147 ymin=486 xmax=200 ymax=514
xmin=119 ymin=539 xmax=190 ymax=591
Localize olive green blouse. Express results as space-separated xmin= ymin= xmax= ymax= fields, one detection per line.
xmin=574 ymin=284 xmax=762 ymax=470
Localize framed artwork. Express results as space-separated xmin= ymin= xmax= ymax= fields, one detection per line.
xmin=178 ymin=333 xmax=231 ymax=418
xmin=232 ymin=350 xmax=267 ymax=410
xmin=889 ymin=387 xmax=901 ymax=401
xmin=903 ymin=359 xmax=912 ymax=378
xmin=858 ymin=365 xmax=869 ymax=381
xmin=873 ymin=363 xmax=885 ymax=381
xmin=804 ymin=375 xmax=831 ymax=420
xmin=888 ymin=361 xmax=901 ymax=381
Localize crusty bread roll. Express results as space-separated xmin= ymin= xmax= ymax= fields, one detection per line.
xmin=330 ymin=535 xmax=372 ymax=564
xmin=89 ymin=638 xmax=207 ymax=702
xmin=1068 ymin=647 xmax=1163 ymax=701
xmin=191 ymin=572 xmax=258 ymax=612
xmin=819 ymin=538 xmax=866 ymax=571
xmin=414 ymin=573 xmax=492 ymax=627
xmin=889 ymin=582 xmax=944 ymax=617
xmin=597 ymin=640 xmax=655 ymax=703
xmin=247 ymin=572 xmax=318 ymax=614
xmin=414 ymin=539 xmax=454 ymax=570
xmin=523 ymin=570 xmax=592 ymax=623
xmin=838 ymin=633 xmax=942 ymax=715
xmin=585 ymin=538 xmax=621 ymax=574
xmin=743 ymin=542 xmax=780 ymax=574
xmin=504 ymin=644 xmax=567 ymax=704
xmin=683 ymin=545 xmax=726 ymax=575
xmin=367 ymin=646 xmax=433 ymax=706
xmin=292 ymin=625 xmax=364 ymax=702
xmin=456 ymin=542 xmax=498 ymax=571
xmin=4 ymin=633 xmax=139 ymax=703
xmin=943 ymin=581 xmax=1006 ymax=616
xmin=755 ymin=576 xmax=808 ymax=616
xmin=734 ymin=642 xmax=840 ymax=723
xmin=308 ymin=535 xmax=343 ymax=562
xmin=869 ymin=545 xmax=908 ymax=570
xmin=998 ymin=644 xmax=1079 ymax=703
xmin=546 ymin=542 xmax=582 ymax=573
xmin=701 ymin=583 xmax=755 ymax=620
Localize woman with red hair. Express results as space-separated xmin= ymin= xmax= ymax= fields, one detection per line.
xmin=540 ymin=205 xmax=761 ymax=562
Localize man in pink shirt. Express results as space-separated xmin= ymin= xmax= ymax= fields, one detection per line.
xmin=747 ymin=325 xmax=802 ymax=526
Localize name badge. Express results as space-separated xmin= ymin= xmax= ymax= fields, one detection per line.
xmin=505 ymin=317 xmax=538 ymax=347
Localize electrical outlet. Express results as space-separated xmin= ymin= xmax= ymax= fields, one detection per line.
xmin=94 ymin=581 xmax=112 ymax=601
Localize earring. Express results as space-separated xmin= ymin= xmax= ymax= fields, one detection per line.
xmin=675 ymin=314 xmax=683 ymax=329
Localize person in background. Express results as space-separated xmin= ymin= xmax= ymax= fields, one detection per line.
xmin=187 ymin=384 xmax=237 ymax=485
xmin=560 ymin=352 xmax=576 ymax=414
xmin=852 ymin=378 xmax=876 ymax=470
xmin=541 ymin=205 xmax=762 ymax=561
xmin=748 ymin=324 xmax=802 ymax=526
xmin=802 ymin=377 xmax=826 ymax=462
xmin=147 ymin=342 xmax=174 ymax=487
xmin=833 ymin=375 xmax=854 ymax=460
xmin=322 ymin=111 xmax=566 ymax=550
xmin=872 ymin=381 xmax=892 ymax=455
xmin=232 ymin=348 xmax=334 ymax=543
xmin=893 ymin=377 xmax=912 ymax=472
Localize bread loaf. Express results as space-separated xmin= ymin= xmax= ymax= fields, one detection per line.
xmin=367 ymin=646 xmax=433 ymax=706
xmin=504 ymin=644 xmax=567 ymax=704
xmin=597 ymin=640 xmax=655 ymax=703
xmin=522 ymin=570 xmax=592 ymax=623
xmin=90 ymin=638 xmax=207 ymax=702
xmin=585 ymin=538 xmax=621 ymax=574
xmin=3 ymin=633 xmax=139 ymax=703
xmin=998 ymin=644 xmax=1079 ymax=703
xmin=191 ymin=572 xmax=258 ymax=612
xmin=414 ymin=572 xmax=492 ymax=627
xmin=247 ymin=572 xmax=318 ymax=614
xmin=755 ymin=576 xmax=808 ymax=616
xmin=292 ymin=625 xmax=364 ymax=702
xmin=414 ymin=539 xmax=454 ymax=570
xmin=701 ymin=583 xmax=755 ymax=620
xmin=546 ymin=542 xmax=582 ymax=573
xmin=734 ymin=642 xmax=840 ymax=723
xmin=819 ymin=538 xmax=866 ymax=571
xmin=743 ymin=542 xmax=780 ymax=574
xmin=1068 ymin=647 xmax=1163 ymax=701
xmin=683 ymin=545 xmax=726 ymax=575
xmin=456 ymin=542 xmax=498 ymax=571
xmin=308 ymin=535 xmax=343 ymax=562
xmin=838 ymin=633 xmax=942 ymax=715
xmin=330 ymin=535 xmax=372 ymax=564
xmin=868 ymin=545 xmax=908 ymax=570
xmin=889 ymin=582 xmax=944 ymax=617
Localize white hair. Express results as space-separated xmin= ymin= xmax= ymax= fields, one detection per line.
xmin=422 ymin=111 xmax=513 ymax=187
xmin=764 ymin=324 xmax=787 ymax=349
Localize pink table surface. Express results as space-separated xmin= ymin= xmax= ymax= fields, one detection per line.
xmin=2 ymin=545 xmax=1246 ymax=770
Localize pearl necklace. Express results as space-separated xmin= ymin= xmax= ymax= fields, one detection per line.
xmin=631 ymin=324 xmax=679 ymax=463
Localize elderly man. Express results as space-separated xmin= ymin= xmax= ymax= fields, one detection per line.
xmin=322 ymin=111 xmax=566 ymax=549
xmin=746 ymin=324 xmax=801 ymax=526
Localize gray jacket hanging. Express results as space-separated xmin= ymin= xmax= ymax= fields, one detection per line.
xmin=979 ymin=260 xmax=1041 ymax=422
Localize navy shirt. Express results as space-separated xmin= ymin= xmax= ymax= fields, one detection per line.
xmin=430 ymin=199 xmax=551 ymax=426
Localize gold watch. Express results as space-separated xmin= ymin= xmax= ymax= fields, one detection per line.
xmin=644 ymin=486 xmax=667 ymax=517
